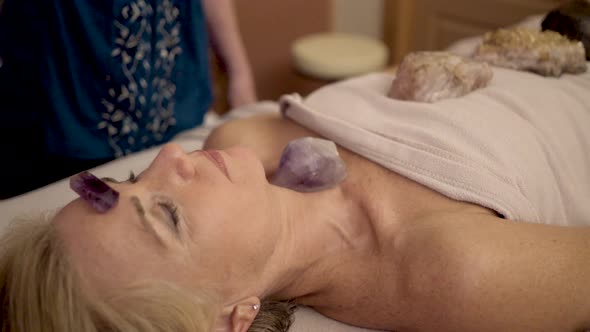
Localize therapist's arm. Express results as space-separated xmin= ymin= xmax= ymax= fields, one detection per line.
xmin=202 ymin=0 xmax=257 ymax=108
xmin=395 ymin=212 xmax=590 ymax=332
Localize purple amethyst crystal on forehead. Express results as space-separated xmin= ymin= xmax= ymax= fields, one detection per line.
xmin=70 ymin=171 xmax=120 ymax=213
xmin=272 ymin=137 xmax=347 ymax=192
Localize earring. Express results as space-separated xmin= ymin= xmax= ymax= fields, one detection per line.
xmin=252 ymin=304 xmax=260 ymax=311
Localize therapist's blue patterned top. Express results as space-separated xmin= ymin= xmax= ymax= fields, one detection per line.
xmin=37 ymin=0 xmax=212 ymax=158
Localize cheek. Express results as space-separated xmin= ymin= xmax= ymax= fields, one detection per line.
xmin=227 ymin=150 xmax=267 ymax=184
xmin=180 ymin=180 xmax=273 ymax=259
xmin=185 ymin=204 xmax=259 ymax=257
xmin=191 ymin=230 xmax=264 ymax=283
xmin=95 ymin=250 xmax=195 ymax=292
xmin=86 ymin=237 xmax=166 ymax=286
xmin=79 ymin=227 xmax=189 ymax=288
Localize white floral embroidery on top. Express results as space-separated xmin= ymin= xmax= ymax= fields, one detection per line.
xmin=99 ymin=0 xmax=182 ymax=157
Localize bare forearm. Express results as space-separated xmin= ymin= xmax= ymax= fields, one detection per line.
xmin=202 ymin=0 xmax=256 ymax=107
xmin=397 ymin=214 xmax=590 ymax=332
xmin=201 ymin=0 xmax=250 ymax=75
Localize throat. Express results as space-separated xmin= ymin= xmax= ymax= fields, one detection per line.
xmin=267 ymin=186 xmax=376 ymax=301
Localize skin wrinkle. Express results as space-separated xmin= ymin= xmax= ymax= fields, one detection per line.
xmin=328 ymin=219 xmax=355 ymax=251
xmin=265 ymin=190 xmax=343 ymax=301
xmin=255 ymin=192 xmax=288 ymax=299
xmin=322 ymin=189 xmax=367 ymax=253
xmin=259 ymin=193 xmax=301 ymax=301
xmin=130 ymin=196 xmax=167 ymax=247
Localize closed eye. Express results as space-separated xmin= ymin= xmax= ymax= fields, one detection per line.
xmin=158 ymin=201 xmax=180 ymax=228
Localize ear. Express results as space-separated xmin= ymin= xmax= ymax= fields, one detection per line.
xmin=214 ymin=297 xmax=261 ymax=332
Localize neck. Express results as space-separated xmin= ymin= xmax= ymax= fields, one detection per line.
xmin=258 ymin=185 xmax=374 ymax=301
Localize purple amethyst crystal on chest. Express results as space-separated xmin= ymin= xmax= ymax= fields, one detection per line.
xmin=272 ymin=137 xmax=347 ymax=192
xmin=70 ymin=171 xmax=120 ymax=213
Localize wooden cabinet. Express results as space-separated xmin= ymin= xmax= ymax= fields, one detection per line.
xmin=385 ymin=0 xmax=564 ymax=63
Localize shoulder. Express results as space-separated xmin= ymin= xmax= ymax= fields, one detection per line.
xmin=390 ymin=211 xmax=590 ymax=331
xmin=205 ymin=113 xmax=319 ymax=151
xmin=207 ymin=112 xmax=313 ymax=138
xmin=204 ymin=113 xmax=319 ymax=173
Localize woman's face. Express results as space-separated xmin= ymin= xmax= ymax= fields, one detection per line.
xmin=54 ymin=144 xmax=281 ymax=301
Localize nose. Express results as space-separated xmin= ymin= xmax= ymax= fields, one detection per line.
xmin=151 ymin=144 xmax=195 ymax=181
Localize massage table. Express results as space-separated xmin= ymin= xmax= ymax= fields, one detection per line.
xmin=0 ymin=15 xmax=574 ymax=332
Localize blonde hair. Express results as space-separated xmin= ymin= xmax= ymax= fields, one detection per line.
xmin=0 ymin=216 xmax=296 ymax=332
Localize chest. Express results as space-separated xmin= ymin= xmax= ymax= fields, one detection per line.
xmin=340 ymin=147 xmax=466 ymax=227
xmin=304 ymin=150 xmax=491 ymax=329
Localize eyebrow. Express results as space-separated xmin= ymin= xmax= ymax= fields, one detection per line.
xmin=101 ymin=177 xmax=119 ymax=183
xmin=130 ymin=196 xmax=166 ymax=247
xmin=102 ymin=172 xmax=137 ymax=184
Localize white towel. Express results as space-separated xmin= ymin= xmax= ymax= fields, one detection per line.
xmin=281 ymin=66 xmax=590 ymax=226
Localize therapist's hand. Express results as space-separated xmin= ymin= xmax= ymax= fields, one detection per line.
xmin=228 ymin=71 xmax=257 ymax=108
xmin=202 ymin=0 xmax=257 ymax=109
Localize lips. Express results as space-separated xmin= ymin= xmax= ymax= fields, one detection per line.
xmin=202 ymin=150 xmax=230 ymax=179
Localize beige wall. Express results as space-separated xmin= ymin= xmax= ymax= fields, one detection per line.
xmin=332 ymin=0 xmax=385 ymax=39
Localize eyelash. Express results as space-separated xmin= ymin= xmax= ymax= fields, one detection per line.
xmin=128 ymin=171 xmax=138 ymax=183
xmin=121 ymin=172 xmax=179 ymax=230
xmin=158 ymin=200 xmax=180 ymax=227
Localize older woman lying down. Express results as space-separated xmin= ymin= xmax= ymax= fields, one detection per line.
xmin=1 ymin=64 xmax=589 ymax=332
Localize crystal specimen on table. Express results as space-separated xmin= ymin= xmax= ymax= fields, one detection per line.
xmin=272 ymin=137 xmax=347 ymax=192
xmin=389 ymin=51 xmax=493 ymax=103
xmin=70 ymin=171 xmax=120 ymax=213
xmin=542 ymin=0 xmax=590 ymax=60
xmin=473 ymin=28 xmax=587 ymax=77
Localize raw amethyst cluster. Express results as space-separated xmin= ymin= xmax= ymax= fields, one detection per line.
xmin=272 ymin=137 xmax=347 ymax=192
